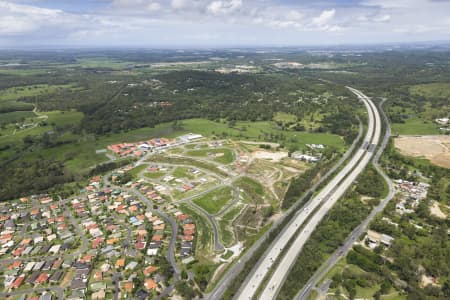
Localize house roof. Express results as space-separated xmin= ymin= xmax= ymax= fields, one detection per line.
xmin=115 ymin=258 xmax=125 ymax=268
xmin=143 ymin=266 xmax=158 ymax=276
xmin=35 ymin=273 xmax=49 ymax=284
xmin=144 ymin=278 xmax=158 ymax=290
xmin=120 ymin=281 xmax=133 ymax=292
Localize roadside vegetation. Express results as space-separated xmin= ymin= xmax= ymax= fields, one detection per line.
xmin=278 ymin=189 xmax=376 ymax=299
xmin=234 ymin=176 xmax=265 ymax=204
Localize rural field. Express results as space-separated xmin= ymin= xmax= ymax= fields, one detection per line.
xmin=394 ymin=135 xmax=450 ymax=169
xmin=390 ymin=116 xmax=441 ymax=135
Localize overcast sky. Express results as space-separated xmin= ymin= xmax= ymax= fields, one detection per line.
xmin=1 ymin=0 xmax=450 ymax=48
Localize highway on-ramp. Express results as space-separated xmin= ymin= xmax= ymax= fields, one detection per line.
xmin=235 ymin=87 xmax=381 ymax=300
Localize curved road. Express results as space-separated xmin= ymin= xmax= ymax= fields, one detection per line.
xmin=236 ymin=87 xmax=381 ymax=300
xmin=204 ymin=117 xmax=364 ymax=300
xmin=122 ymin=186 xmax=181 ymax=277
xmin=103 ymin=175 xmax=182 ymax=279
xmin=136 ymin=162 xmax=227 ymax=252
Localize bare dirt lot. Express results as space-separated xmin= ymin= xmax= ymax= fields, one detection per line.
xmin=429 ymin=201 xmax=447 ymax=219
xmin=394 ymin=135 xmax=450 ymax=169
xmin=251 ymin=150 xmax=288 ymax=162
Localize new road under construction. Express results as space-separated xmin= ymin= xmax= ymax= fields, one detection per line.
xmin=234 ymin=87 xmax=382 ymax=300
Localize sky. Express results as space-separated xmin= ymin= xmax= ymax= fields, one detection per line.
xmin=1 ymin=0 xmax=450 ymax=48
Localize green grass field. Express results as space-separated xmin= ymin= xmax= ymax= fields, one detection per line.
xmin=0 ymin=110 xmax=84 ymax=149
xmin=0 ymin=100 xmax=34 ymax=113
xmin=186 ymin=148 xmax=235 ymax=164
xmin=147 ymin=155 xmax=229 ymax=177
xmin=144 ymin=171 xmax=165 ymax=179
xmin=76 ymin=58 xmax=135 ymax=69
xmin=391 ymin=116 xmax=440 ymax=135
xmin=128 ymin=164 xmax=147 ymax=178
xmin=22 ymin=139 xmax=109 ymax=172
xmin=221 ymin=250 xmax=233 ymax=260
xmin=0 ymin=84 xmax=74 ymax=102
xmin=173 ymin=166 xmax=195 ymax=179
xmin=0 ymin=110 xmax=104 ymax=170
xmin=180 ymin=119 xmax=344 ymax=150
xmin=381 ymin=292 xmax=407 ymax=300
xmin=355 ymin=284 xmax=380 ymax=298
xmin=273 ymin=112 xmax=297 ymax=123
xmin=410 ymin=83 xmax=450 ymax=99
xmin=193 ymin=186 xmax=233 ymax=215
xmin=0 ymin=68 xmax=50 ymax=76
xmin=46 ymin=110 xmax=84 ymax=125
xmin=0 ymin=111 xmax=36 ymax=125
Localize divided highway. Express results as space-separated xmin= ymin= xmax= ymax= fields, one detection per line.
xmin=204 ymin=120 xmax=364 ymax=300
xmin=235 ymin=87 xmax=382 ymax=300
xmin=295 ymin=99 xmax=394 ymax=300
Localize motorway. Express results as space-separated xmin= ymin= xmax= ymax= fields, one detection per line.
xmin=204 ymin=119 xmax=364 ymax=300
xmin=295 ymin=99 xmax=395 ymax=300
xmin=235 ymin=87 xmax=381 ymax=300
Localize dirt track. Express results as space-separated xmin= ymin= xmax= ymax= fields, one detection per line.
xmin=394 ymin=135 xmax=450 ymax=169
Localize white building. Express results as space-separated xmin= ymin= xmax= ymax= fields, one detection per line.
xmin=178 ymin=133 xmax=203 ymax=143
xmin=291 ymin=152 xmax=320 ymax=162
xmin=435 ymin=117 xmax=449 ymax=125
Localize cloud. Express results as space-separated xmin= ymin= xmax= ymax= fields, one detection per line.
xmin=0 ymin=1 xmax=64 ymax=35
xmin=171 ymin=0 xmax=189 ymax=10
xmin=312 ymin=9 xmax=335 ymax=27
xmin=309 ymin=9 xmax=342 ymax=32
xmin=373 ymin=14 xmax=390 ymax=22
xmin=206 ymin=0 xmax=242 ymax=14
xmin=0 ymin=15 xmax=37 ymax=34
xmin=286 ymin=10 xmax=303 ymax=21
xmin=112 ymin=0 xmax=147 ymax=6
xmin=147 ymin=2 xmax=161 ymax=12
xmin=1 ymin=0 xmax=450 ymax=47
xmin=356 ymin=12 xmax=391 ymax=23
xmin=361 ymin=0 xmax=422 ymax=9
xmin=112 ymin=0 xmax=162 ymax=13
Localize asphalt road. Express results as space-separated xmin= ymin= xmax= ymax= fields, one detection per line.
xmin=112 ymin=272 xmax=122 ymax=300
xmin=204 ymin=117 xmax=364 ymax=300
xmin=188 ymin=200 xmax=225 ymax=252
xmin=215 ymin=186 xmax=241 ymax=217
xmin=122 ymin=186 xmax=182 ymax=278
xmin=0 ymin=287 xmax=64 ymax=300
xmin=237 ymin=87 xmax=381 ymax=300
xmin=137 ymin=161 xmax=230 ymax=252
xmin=295 ymin=98 xmax=395 ymax=300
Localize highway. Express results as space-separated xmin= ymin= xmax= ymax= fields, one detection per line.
xmin=204 ymin=119 xmax=364 ymax=300
xmin=235 ymin=87 xmax=381 ymax=300
xmin=295 ymin=98 xmax=395 ymax=300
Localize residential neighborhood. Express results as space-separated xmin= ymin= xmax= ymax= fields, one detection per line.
xmin=1 ymin=132 xmax=318 ymax=299
xmin=0 ymin=174 xmax=186 ymax=299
